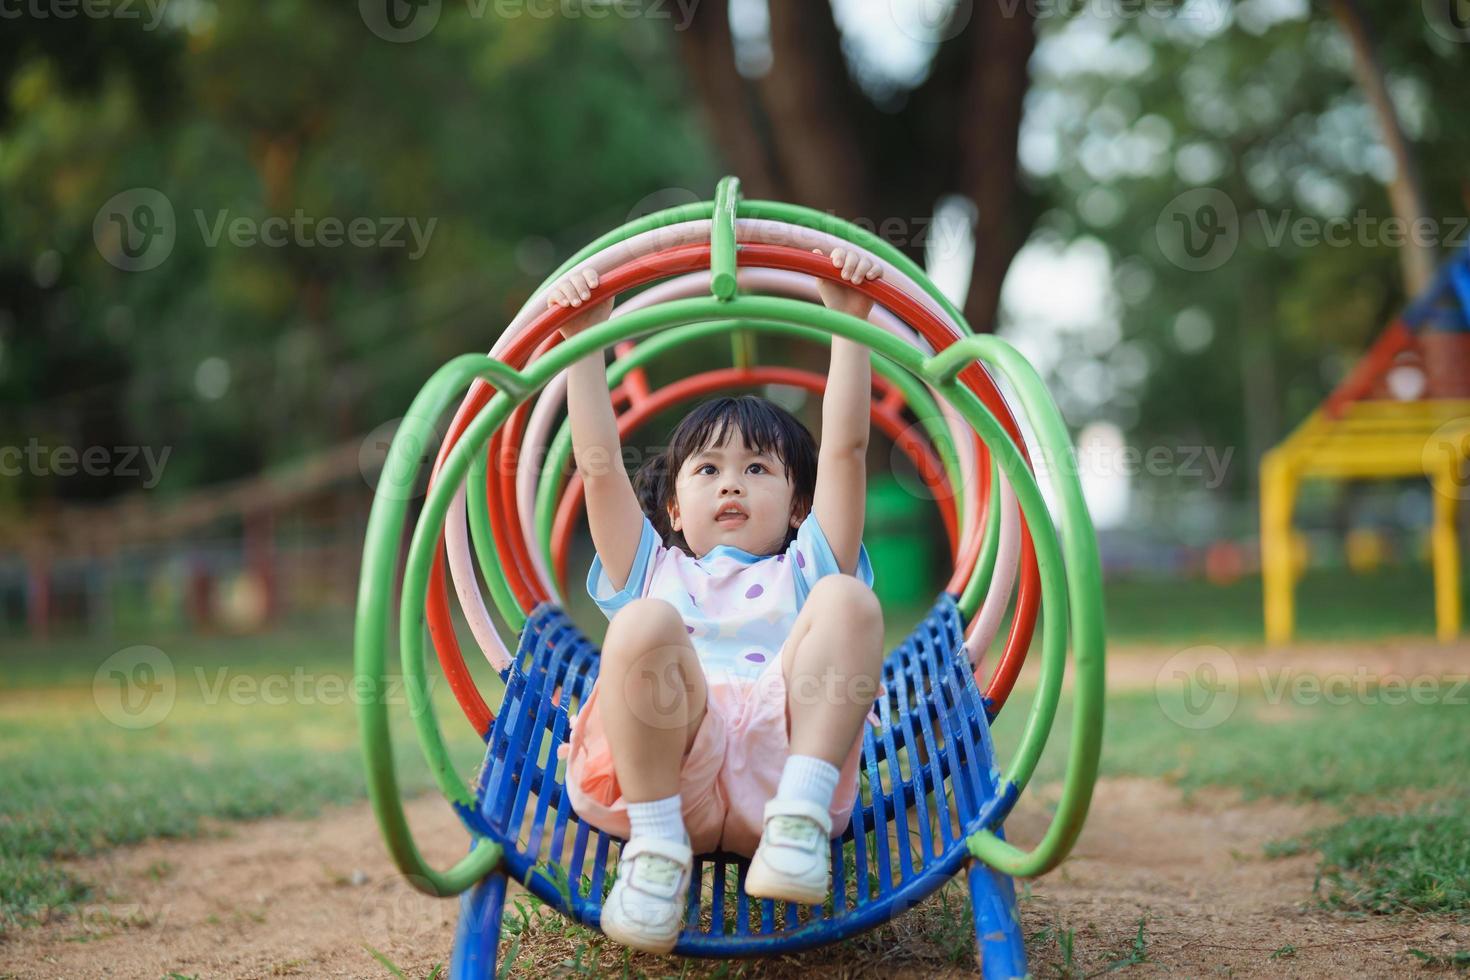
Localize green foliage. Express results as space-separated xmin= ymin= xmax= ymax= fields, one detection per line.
xmin=1020 ymin=1 xmax=1470 ymax=495
xmin=0 ymin=3 xmax=715 ymax=507
xmin=1103 ymin=564 xmax=1470 ymax=643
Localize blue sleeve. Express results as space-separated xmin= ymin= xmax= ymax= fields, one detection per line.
xmin=586 ymin=518 xmax=661 ymax=618
xmin=789 ymin=512 xmax=875 ymax=609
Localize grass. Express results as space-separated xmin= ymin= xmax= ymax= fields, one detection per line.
xmin=3 ymin=566 xmax=1469 ymax=969
xmin=1103 ymin=564 xmax=1465 ymax=643
xmin=1273 ymin=797 xmax=1470 ymax=916
xmin=0 ymin=620 xmax=491 ymax=936
xmin=992 ymin=685 xmax=1470 ymax=922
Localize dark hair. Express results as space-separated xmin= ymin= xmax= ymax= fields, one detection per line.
xmin=633 ymin=395 xmax=818 ymax=555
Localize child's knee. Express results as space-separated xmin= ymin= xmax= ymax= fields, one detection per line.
xmin=807 ymin=576 xmax=882 ymax=634
xmin=603 ymin=598 xmax=687 ymax=666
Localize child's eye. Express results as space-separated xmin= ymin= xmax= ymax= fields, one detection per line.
xmin=746 ymin=463 xmax=767 ymax=474
xmin=696 ymin=463 xmax=717 ymax=476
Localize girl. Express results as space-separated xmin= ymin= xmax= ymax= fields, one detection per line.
xmin=548 ymin=248 xmax=886 ymax=953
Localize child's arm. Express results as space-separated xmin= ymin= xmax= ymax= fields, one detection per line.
xmin=547 ymin=269 xmax=645 ymax=590
xmin=810 ymin=247 xmax=882 ymax=575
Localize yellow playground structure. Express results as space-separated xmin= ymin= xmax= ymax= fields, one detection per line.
xmin=1261 ymin=245 xmax=1470 ymax=643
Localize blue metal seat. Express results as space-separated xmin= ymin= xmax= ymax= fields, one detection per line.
xmin=450 ymin=596 xmax=1027 ymax=978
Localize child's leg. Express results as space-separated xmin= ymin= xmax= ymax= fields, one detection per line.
xmin=598 ymin=597 xmax=709 ymax=806
xmin=596 ymin=597 xmax=708 ymax=953
xmin=781 ymin=576 xmax=884 ymax=765
xmin=743 ymin=576 xmax=882 ymax=902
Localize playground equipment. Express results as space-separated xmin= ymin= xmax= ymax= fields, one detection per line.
xmin=1262 ymin=243 xmax=1470 ymax=643
xmin=354 ymin=177 xmax=1106 ymax=978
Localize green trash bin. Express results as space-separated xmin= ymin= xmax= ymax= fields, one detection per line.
xmin=864 ymin=473 xmax=938 ymax=607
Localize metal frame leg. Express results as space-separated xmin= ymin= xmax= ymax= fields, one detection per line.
xmin=451 ymin=870 xmax=508 ymax=979
xmin=967 ymin=857 xmax=1028 ymax=979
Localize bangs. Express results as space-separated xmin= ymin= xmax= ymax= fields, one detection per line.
xmin=673 ymin=396 xmax=802 ymax=467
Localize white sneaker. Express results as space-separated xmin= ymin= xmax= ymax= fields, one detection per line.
xmin=743 ymin=799 xmax=832 ymax=905
xmin=600 ymin=836 xmax=693 ymax=954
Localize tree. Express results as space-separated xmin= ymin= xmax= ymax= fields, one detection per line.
xmin=674 ymin=0 xmax=1038 ymax=333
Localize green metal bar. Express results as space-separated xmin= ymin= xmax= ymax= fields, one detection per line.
xmin=362 ymin=193 xmax=1101 ymax=896
xmin=960 ymin=453 xmax=1004 ymax=616
xmin=389 ymin=299 xmax=1080 ymax=833
xmin=531 ymin=192 xmax=974 ymax=339
xmin=710 ymin=176 xmax=741 ymax=301
xmin=354 ymin=353 xmax=526 ymax=896
xmin=467 ymin=442 xmax=526 ymax=631
xmin=531 ymin=318 xmax=969 ymax=580
xmin=926 ymin=338 xmax=1105 ymax=880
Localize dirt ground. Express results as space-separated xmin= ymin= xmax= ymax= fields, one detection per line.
xmin=5 ymin=643 xmax=1468 ymax=979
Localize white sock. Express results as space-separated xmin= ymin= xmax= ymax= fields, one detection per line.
xmin=626 ymin=794 xmax=688 ymax=844
xmin=775 ymin=754 xmax=839 ymax=812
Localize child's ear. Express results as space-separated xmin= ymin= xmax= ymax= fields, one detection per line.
xmin=668 ymin=500 xmax=681 ymax=533
xmin=789 ymin=501 xmax=808 ymax=529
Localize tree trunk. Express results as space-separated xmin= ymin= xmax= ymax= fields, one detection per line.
xmin=1329 ymin=0 xmax=1435 ymax=295
xmin=672 ymin=1 xmax=1036 ymax=333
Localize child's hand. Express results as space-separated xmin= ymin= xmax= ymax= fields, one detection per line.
xmin=547 ymin=268 xmax=614 ymax=339
xmin=813 ymin=247 xmax=882 ymax=319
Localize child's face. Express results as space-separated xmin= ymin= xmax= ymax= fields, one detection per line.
xmin=668 ymin=432 xmax=800 ymax=558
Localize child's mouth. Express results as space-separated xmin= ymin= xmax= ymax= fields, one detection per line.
xmin=715 ymin=505 xmax=748 ymax=525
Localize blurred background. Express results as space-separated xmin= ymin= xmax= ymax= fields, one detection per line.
xmin=3 ymin=2 xmax=1470 ymax=974
xmin=3 ymin=0 xmax=1469 ymax=642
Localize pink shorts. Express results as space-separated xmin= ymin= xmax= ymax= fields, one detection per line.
xmin=561 ymin=647 xmax=879 ymax=857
